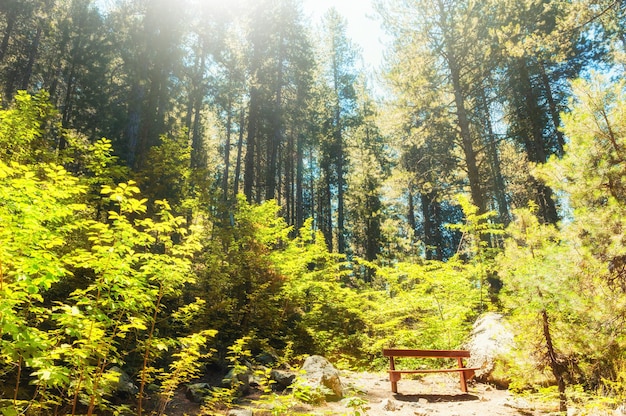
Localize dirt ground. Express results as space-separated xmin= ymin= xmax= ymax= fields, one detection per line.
xmin=168 ymin=371 xmax=562 ymax=415
xmin=315 ymin=371 xmax=556 ymax=416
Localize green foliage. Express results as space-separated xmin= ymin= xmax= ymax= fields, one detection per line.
xmin=538 ymin=74 xmax=626 ymax=266
xmin=135 ymin=134 xmax=193 ymax=215
xmin=367 ymin=259 xmax=481 ymax=355
xmin=157 ymin=329 xmax=217 ymax=414
xmin=0 ymin=92 xmax=214 ymax=414
xmin=497 ymin=207 xmax=576 ymax=387
xmin=0 ymin=91 xmax=60 ymax=165
xmin=273 ymin=219 xmax=370 ymax=364
xmin=511 ymin=74 xmax=626 ymax=401
xmin=343 ymin=396 xmax=370 ymax=416
xmin=0 ymin=98 xmax=89 ymax=413
xmin=195 ymin=196 xmax=292 ymax=350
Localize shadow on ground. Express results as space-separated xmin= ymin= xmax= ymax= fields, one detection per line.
xmin=393 ymin=393 xmax=480 ymax=403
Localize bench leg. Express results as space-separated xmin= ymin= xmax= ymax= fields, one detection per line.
xmin=459 ymin=370 xmax=468 ymax=393
xmin=389 ymin=372 xmax=401 ymax=393
xmin=457 ymin=358 xmax=469 ymax=393
xmin=389 ymin=357 xmax=399 ymax=393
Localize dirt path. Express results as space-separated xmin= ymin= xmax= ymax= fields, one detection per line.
xmin=168 ymin=371 xmax=557 ymax=415
xmin=300 ymin=371 xmax=554 ymax=416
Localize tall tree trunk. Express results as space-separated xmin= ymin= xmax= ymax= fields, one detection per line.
xmin=267 ymin=36 xmax=284 ymax=201
xmin=450 ymin=62 xmax=486 ymax=214
xmin=126 ymin=82 xmax=144 ymax=167
xmin=407 ymin=188 xmax=416 ymax=236
xmin=285 ymin=130 xmax=293 ymax=226
xmin=59 ymin=60 xmax=77 ymax=150
xmin=541 ymin=308 xmax=567 ymax=412
xmin=332 ymin=49 xmax=346 ymax=253
xmin=436 ymin=0 xmax=485 ymax=214
xmin=518 ymin=60 xmax=547 ymax=163
xmin=431 ymin=198 xmax=444 ymax=260
xmin=539 ymin=61 xmax=566 ymax=157
xmin=337 ymin=131 xmax=346 ymax=254
xmin=518 ymin=59 xmax=559 ymax=223
xmin=421 ymin=192 xmax=444 ymax=260
xmin=186 ymin=49 xmax=203 ymax=169
xmin=320 ymin=167 xmax=333 ymax=252
xmin=0 ymin=8 xmax=16 ymax=64
xmin=233 ymin=106 xmax=245 ymax=199
xmin=244 ymin=87 xmax=259 ymax=202
xmin=296 ymin=130 xmax=304 ymax=231
xmin=20 ymin=25 xmax=42 ymax=91
xmin=480 ymin=89 xmax=510 ymax=225
xmin=223 ymin=94 xmax=233 ymax=201
xmin=421 ymin=192 xmax=433 ymax=259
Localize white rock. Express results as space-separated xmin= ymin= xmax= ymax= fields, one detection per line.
xmin=381 ymin=398 xmax=403 ymax=411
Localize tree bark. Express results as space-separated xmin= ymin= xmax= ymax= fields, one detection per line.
xmin=244 ymin=86 xmax=259 ymax=202
xmin=539 ymin=61 xmax=566 ymax=157
xmin=480 ymin=89 xmax=510 ymax=225
xmin=223 ymin=93 xmax=233 ymax=201
xmin=437 ymin=0 xmax=486 ymax=214
xmin=0 ymin=7 xmax=16 ymax=64
xmin=295 ymin=129 xmax=304 ymax=230
xmin=267 ymin=32 xmax=284 ymax=201
xmin=20 ymin=25 xmax=42 ymax=91
xmin=518 ymin=59 xmax=559 ymax=224
xmin=233 ymin=106 xmax=245 ymax=199
xmin=541 ymin=308 xmax=567 ymax=412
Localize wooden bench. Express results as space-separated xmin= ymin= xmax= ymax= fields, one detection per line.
xmin=382 ymin=348 xmax=480 ymax=394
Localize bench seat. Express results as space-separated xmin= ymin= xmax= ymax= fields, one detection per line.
xmin=383 ymin=348 xmax=480 ymax=393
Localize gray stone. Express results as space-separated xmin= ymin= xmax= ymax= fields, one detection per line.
xmin=223 ymin=366 xmax=252 ymax=394
xmin=381 ymin=398 xmax=402 ymax=411
xmin=300 ymin=355 xmax=344 ymax=400
xmin=465 ymin=313 xmax=515 ymax=386
xmin=270 ymin=369 xmax=296 ymax=390
xmin=255 ymin=352 xmax=278 ymax=366
xmin=185 ymin=382 xmax=211 ymax=403
xmin=227 ymin=409 xmax=253 ymax=416
xmin=108 ymin=366 xmax=138 ymax=396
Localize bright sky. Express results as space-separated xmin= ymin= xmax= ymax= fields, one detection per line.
xmin=302 ymin=0 xmax=388 ymax=72
xmin=95 ymin=0 xmax=388 ymax=74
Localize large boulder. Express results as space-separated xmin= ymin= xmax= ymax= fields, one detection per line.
xmin=300 ymin=355 xmax=344 ymax=401
xmin=465 ymin=312 xmax=515 ymax=386
xmin=108 ymin=366 xmax=138 ymax=397
xmin=270 ymin=369 xmax=296 ymax=391
xmin=222 ymin=365 xmax=252 ymax=395
xmin=185 ymin=382 xmax=211 ymax=403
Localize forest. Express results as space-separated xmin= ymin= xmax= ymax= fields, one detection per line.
xmin=1 ymin=0 xmax=626 ymax=414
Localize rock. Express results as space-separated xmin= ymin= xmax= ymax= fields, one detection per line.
xmin=615 ymin=404 xmax=626 ymax=416
xmin=270 ymin=369 xmax=296 ymax=390
xmin=300 ymin=355 xmax=344 ymax=400
xmin=418 ymin=398 xmax=429 ymax=404
xmin=567 ymin=407 xmax=580 ymax=416
xmin=185 ymin=382 xmax=211 ymax=403
xmin=381 ymin=398 xmax=402 ymax=411
xmin=108 ymin=366 xmax=138 ymax=397
xmin=223 ymin=365 xmax=252 ymax=394
xmin=255 ymin=352 xmax=279 ymax=366
xmin=227 ymin=409 xmax=253 ymax=416
xmin=411 ymin=407 xmax=432 ymax=416
xmin=465 ymin=312 xmax=515 ymax=386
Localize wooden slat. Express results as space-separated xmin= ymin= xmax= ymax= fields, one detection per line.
xmin=382 ymin=348 xmax=471 ymax=358
xmin=389 ymin=368 xmax=480 ymax=374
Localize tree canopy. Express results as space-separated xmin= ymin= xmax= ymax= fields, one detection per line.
xmin=2 ymin=0 xmax=626 ymax=414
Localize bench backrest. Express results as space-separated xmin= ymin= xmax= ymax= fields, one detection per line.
xmin=383 ymin=348 xmax=471 ymax=359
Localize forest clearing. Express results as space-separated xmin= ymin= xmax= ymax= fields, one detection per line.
xmin=2 ymin=0 xmax=626 ymax=415
xmin=166 ymin=371 xmax=552 ymax=416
